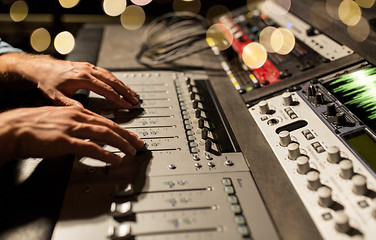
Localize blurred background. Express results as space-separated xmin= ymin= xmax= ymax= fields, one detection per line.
xmin=0 ymin=0 xmax=244 ymax=58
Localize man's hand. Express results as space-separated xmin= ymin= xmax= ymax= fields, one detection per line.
xmin=0 ymin=53 xmax=139 ymax=108
xmin=0 ymin=106 xmax=144 ymax=166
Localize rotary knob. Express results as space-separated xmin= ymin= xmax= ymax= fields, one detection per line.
xmin=336 ymin=112 xmax=346 ymax=126
xmin=287 ymin=142 xmax=300 ymax=160
xmin=279 ymin=130 xmax=291 ymax=147
xmin=327 ymin=146 xmax=341 ymax=164
xmin=307 ymin=171 xmax=321 ymax=191
xmin=282 ymin=92 xmax=293 ymax=106
xmin=339 ymin=159 xmax=354 ymax=179
xmin=318 ymin=186 xmax=333 ymax=207
xmin=352 ymin=174 xmax=368 ymax=195
xmin=314 ymin=92 xmax=324 ymax=105
xmin=259 ymin=100 xmax=270 ymax=114
xmin=326 ymin=102 xmax=336 ymax=116
xmin=307 ymin=84 xmax=316 ymax=97
xmin=296 ymin=155 xmax=310 ymax=174
xmin=334 ymin=211 xmax=351 ymax=233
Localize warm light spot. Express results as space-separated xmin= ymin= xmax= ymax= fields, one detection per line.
xmin=59 ymin=0 xmax=80 ymax=8
xmin=131 ymin=0 xmax=152 ymax=6
xmin=120 ymin=5 xmax=145 ymax=30
xmin=338 ymin=0 xmax=361 ymax=26
xmin=242 ymin=42 xmax=267 ymax=69
xmin=356 ymin=0 xmax=375 ymax=8
xmin=30 ymin=28 xmax=51 ymax=52
xmin=276 ymin=28 xmax=295 ymax=55
xmin=173 ymin=0 xmax=201 ymax=18
xmin=326 ymin=0 xmax=342 ymax=20
xmin=103 ymin=0 xmax=127 ymax=17
xmin=10 ymin=0 xmax=28 ymax=22
xmin=206 ymin=23 xmax=233 ymax=51
xmin=54 ymin=31 xmax=75 ymax=55
xmin=348 ymin=17 xmax=370 ymax=42
xmin=259 ymin=26 xmax=283 ymax=53
xmin=264 ymin=0 xmax=291 ymax=16
xmin=206 ymin=5 xmax=231 ymax=23
xmin=310 ymin=1 xmax=333 ymax=30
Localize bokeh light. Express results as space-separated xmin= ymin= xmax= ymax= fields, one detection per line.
xmin=242 ymin=42 xmax=267 ymax=69
xmin=310 ymin=1 xmax=333 ymax=30
xmin=103 ymin=0 xmax=127 ymax=17
xmin=259 ymin=26 xmax=283 ymax=53
xmin=355 ymin=0 xmax=375 ymax=8
xmin=1 ymin=0 xmax=16 ymax=4
xmin=173 ymin=0 xmax=201 ymax=18
xmin=30 ymin=28 xmax=51 ymax=52
xmin=54 ymin=31 xmax=75 ymax=55
xmin=264 ymin=0 xmax=291 ymax=16
xmin=131 ymin=0 xmax=152 ymax=6
xmin=120 ymin=5 xmax=145 ymax=30
xmin=59 ymin=0 xmax=80 ymax=8
xmin=206 ymin=5 xmax=232 ymax=23
xmin=326 ymin=0 xmax=342 ymax=20
xmin=338 ymin=0 xmax=362 ymax=26
xmin=347 ymin=17 xmax=370 ymax=42
xmin=9 ymin=0 xmax=28 ymax=22
xmin=206 ymin=23 xmax=233 ymax=51
xmin=275 ymin=28 xmax=295 ymax=55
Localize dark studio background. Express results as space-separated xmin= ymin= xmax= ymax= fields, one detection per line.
xmin=0 ymin=0 xmax=246 ymax=59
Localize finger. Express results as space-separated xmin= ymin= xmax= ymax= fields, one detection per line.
xmin=67 ymin=138 xmax=123 ymax=164
xmin=81 ymin=77 xmax=134 ymax=109
xmin=92 ymin=67 xmax=139 ymax=105
xmin=72 ymin=109 xmax=144 ymax=149
xmin=68 ymin=123 xmax=137 ymax=157
xmin=51 ymin=91 xmax=84 ymax=108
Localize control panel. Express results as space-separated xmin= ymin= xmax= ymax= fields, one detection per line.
xmin=248 ymin=64 xmax=376 ymax=239
xmin=52 ymin=71 xmax=279 ymax=240
xmin=211 ymin=1 xmax=354 ymax=95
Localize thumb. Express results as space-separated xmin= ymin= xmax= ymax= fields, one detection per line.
xmin=54 ymin=91 xmax=84 ymax=108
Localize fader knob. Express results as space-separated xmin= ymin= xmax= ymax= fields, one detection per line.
xmin=282 ymin=92 xmax=293 ymax=106
xmin=185 ymin=76 xmax=191 ymax=85
xmin=307 ymin=171 xmax=321 ymax=191
xmin=198 ymin=117 xmax=205 ymax=128
xmin=339 ymin=159 xmax=354 ymax=179
xmin=287 ymin=142 xmax=300 ymax=160
xmin=334 ymin=211 xmax=350 ymax=233
xmin=201 ymin=128 xmax=209 ymax=140
xmin=205 ymin=139 xmax=213 ymax=152
xmin=259 ymin=100 xmax=270 ymax=114
xmin=327 ymin=146 xmax=341 ymax=164
xmin=352 ymin=174 xmax=368 ymax=195
xmin=296 ymin=156 xmax=310 ymax=174
xmin=326 ymin=102 xmax=336 ymax=116
xmin=318 ymin=186 xmax=333 ymax=207
xmin=279 ymin=131 xmax=291 ymax=147
xmin=195 ymin=109 xmax=202 ymax=118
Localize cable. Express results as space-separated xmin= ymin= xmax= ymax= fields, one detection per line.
xmin=136 ymin=12 xmax=210 ymax=66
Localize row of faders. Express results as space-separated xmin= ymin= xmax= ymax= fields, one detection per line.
xmin=52 ymin=71 xmax=280 ymax=240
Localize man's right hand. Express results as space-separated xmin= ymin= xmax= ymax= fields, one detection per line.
xmin=0 ymin=106 xmax=144 ymax=166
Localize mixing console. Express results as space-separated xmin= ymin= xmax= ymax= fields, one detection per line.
xmin=52 ymin=71 xmax=279 ymax=240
